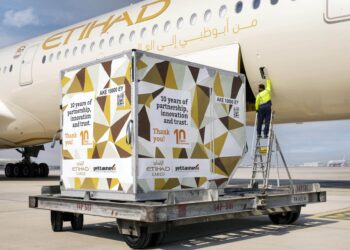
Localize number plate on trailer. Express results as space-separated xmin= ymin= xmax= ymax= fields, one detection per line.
xmin=291 ymin=194 xmax=309 ymax=204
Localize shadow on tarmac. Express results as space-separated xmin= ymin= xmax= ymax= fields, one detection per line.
xmin=0 ymin=175 xmax=60 ymax=182
xmin=230 ymin=179 xmax=350 ymax=189
xmin=68 ymin=216 xmax=335 ymax=249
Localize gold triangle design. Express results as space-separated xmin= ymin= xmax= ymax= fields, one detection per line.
xmin=155 ymin=179 xmax=166 ymax=190
xmin=104 ymin=95 xmax=111 ymax=125
xmin=191 ymin=143 xmax=208 ymax=159
xmin=84 ymin=70 xmax=94 ymax=92
xmin=74 ymin=178 xmax=82 ymax=188
xmin=116 ymin=135 xmax=132 ymax=155
xmin=109 ymin=178 xmax=120 ymax=190
xmin=213 ymin=132 xmax=228 ymax=156
xmin=136 ymin=60 xmax=148 ymax=70
xmin=61 ymin=76 xmax=70 ymax=88
xmin=165 ymin=63 xmax=177 ymax=89
xmin=94 ymin=123 xmax=109 ymax=143
xmin=67 ymin=76 xmax=83 ymax=94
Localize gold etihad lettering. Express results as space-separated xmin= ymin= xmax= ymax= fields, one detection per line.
xmin=42 ymin=0 xmax=171 ymax=50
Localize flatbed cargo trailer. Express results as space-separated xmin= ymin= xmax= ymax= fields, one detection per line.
xmin=29 ymin=50 xmax=326 ymax=248
xmin=29 ymin=183 xmax=326 ymax=249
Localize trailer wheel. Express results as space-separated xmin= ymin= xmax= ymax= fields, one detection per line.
xmin=51 ymin=211 xmax=63 ymax=232
xmin=269 ymin=206 xmax=301 ymax=225
xmin=5 ymin=163 xmax=14 ymax=177
xmin=122 ymin=227 xmax=154 ymax=249
xmin=149 ymin=232 xmax=165 ymax=247
xmin=71 ymin=214 xmax=84 ymax=231
xmin=13 ymin=164 xmax=21 ymax=178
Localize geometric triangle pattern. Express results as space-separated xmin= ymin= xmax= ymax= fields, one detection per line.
xmin=62 ymin=55 xmax=134 ymax=194
xmin=136 ymin=52 xmax=246 ymax=191
xmin=61 ymin=51 xmax=246 ymax=196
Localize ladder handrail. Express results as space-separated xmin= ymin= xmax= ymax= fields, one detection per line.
xmin=250 ymin=112 xmax=259 ymax=159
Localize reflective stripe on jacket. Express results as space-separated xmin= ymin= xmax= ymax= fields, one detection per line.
xmin=255 ymin=79 xmax=272 ymax=111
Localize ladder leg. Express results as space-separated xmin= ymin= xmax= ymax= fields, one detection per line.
xmin=250 ymin=139 xmax=260 ymax=188
xmin=276 ymin=137 xmax=294 ymax=191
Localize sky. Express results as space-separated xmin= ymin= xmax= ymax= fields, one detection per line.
xmin=0 ymin=0 xmax=349 ymax=166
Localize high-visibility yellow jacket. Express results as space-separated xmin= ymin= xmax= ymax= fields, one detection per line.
xmin=255 ymin=79 xmax=272 ymax=111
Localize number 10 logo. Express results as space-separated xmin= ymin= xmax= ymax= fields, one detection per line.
xmin=80 ymin=130 xmax=90 ymax=146
xmin=174 ymin=129 xmax=188 ymax=145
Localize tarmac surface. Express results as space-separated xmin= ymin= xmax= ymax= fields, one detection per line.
xmin=1 ymin=167 xmax=350 ymax=250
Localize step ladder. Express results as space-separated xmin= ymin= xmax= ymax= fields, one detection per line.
xmin=250 ymin=112 xmax=294 ymax=192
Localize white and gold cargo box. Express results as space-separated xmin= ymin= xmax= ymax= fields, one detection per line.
xmin=60 ymin=50 xmax=246 ymax=201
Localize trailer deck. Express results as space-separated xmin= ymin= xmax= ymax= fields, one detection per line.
xmin=29 ymin=183 xmax=326 ymax=249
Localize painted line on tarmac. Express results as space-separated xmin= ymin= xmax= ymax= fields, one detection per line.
xmin=310 ymin=208 xmax=350 ymax=221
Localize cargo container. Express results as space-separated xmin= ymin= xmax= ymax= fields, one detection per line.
xmin=60 ymin=50 xmax=246 ymax=201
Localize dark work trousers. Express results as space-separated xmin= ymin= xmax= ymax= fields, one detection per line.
xmin=257 ymin=102 xmax=272 ymax=137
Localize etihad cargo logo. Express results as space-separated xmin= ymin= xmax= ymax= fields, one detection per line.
xmin=93 ymin=164 xmax=117 ymax=172
xmin=72 ymin=161 xmax=90 ymax=176
xmin=146 ymin=160 xmax=171 ymax=177
xmin=175 ymin=164 xmax=200 ymax=172
xmin=42 ymin=0 xmax=171 ymax=50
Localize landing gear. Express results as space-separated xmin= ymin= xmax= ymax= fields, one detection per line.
xmin=5 ymin=163 xmax=14 ymax=177
xmin=4 ymin=146 xmax=50 ymax=178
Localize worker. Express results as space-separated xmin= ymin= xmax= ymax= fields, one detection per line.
xmin=255 ymin=78 xmax=272 ymax=138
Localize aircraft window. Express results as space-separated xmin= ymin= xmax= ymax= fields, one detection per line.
xmin=152 ymin=24 xmax=159 ymax=36
xmin=219 ymin=5 xmax=227 ymax=18
xmin=9 ymin=65 xmax=13 ymax=72
xmin=235 ymin=1 xmax=243 ymax=13
xmin=119 ymin=34 xmax=125 ymax=44
xmin=42 ymin=56 xmax=46 ymax=64
xmin=99 ymin=39 xmax=105 ymax=49
xmin=163 ymin=21 xmax=171 ymax=32
xmin=140 ymin=27 xmax=147 ymax=38
xmin=253 ymin=0 xmax=261 ymax=9
xmin=3 ymin=66 xmax=7 ymax=73
xmin=177 ymin=17 xmax=184 ymax=29
xmin=0 ymin=67 xmax=2 ymax=73
xmin=204 ymin=10 xmax=212 ymax=23
xmin=49 ymin=53 xmax=54 ymax=62
xmin=190 ymin=13 xmax=198 ymax=26
xmin=57 ymin=51 xmax=61 ymax=60
xmin=65 ymin=49 xmax=69 ymax=58
xmin=81 ymin=44 xmax=86 ymax=54
xmin=73 ymin=47 xmax=78 ymax=56
xmin=129 ymin=31 xmax=136 ymax=42
xmin=90 ymin=42 xmax=95 ymax=51
xmin=271 ymin=0 xmax=279 ymax=5
xmin=109 ymin=37 xmax=115 ymax=47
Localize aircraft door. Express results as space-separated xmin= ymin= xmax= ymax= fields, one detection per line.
xmin=20 ymin=44 xmax=39 ymax=86
xmin=176 ymin=44 xmax=241 ymax=72
xmin=324 ymin=0 xmax=350 ymax=23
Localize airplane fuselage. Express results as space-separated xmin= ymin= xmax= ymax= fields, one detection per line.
xmin=0 ymin=0 xmax=350 ymax=148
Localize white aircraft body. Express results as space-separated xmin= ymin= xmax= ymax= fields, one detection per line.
xmin=327 ymin=155 xmax=347 ymax=167
xmin=0 ymin=0 xmax=350 ymax=152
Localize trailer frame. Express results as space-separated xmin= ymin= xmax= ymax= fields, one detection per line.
xmin=29 ymin=183 xmax=326 ymax=248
